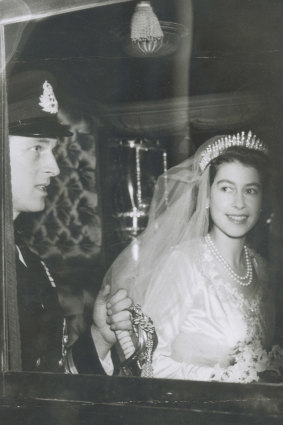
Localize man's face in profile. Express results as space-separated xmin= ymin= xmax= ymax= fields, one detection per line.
xmin=9 ymin=135 xmax=60 ymax=219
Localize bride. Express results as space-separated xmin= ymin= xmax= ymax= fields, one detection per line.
xmin=106 ymin=131 xmax=283 ymax=382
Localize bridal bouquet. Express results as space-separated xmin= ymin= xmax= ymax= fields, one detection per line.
xmin=212 ymin=339 xmax=283 ymax=383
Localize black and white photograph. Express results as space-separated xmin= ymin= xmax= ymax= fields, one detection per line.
xmin=1 ymin=0 xmax=283 ymax=424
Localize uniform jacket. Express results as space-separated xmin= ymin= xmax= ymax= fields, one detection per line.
xmin=15 ymin=238 xmax=108 ymax=374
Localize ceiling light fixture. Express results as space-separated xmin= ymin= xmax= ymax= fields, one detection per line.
xmin=114 ymin=1 xmax=190 ymax=58
xmin=130 ymin=1 xmax=164 ymax=55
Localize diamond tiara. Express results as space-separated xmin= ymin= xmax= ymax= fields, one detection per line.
xmin=199 ymin=131 xmax=269 ymax=172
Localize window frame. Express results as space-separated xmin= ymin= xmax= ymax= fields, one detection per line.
xmin=0 ymin=2 xmax=283 ymax=422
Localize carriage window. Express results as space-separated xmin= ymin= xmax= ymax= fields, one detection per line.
xmin=1 ymin=0 xmax=283 ymax=394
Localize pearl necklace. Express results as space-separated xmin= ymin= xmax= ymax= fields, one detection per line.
xmin=205 ymin=234 xmax=253 ymax=286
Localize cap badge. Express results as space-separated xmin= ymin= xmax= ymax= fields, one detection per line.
xmin=39 ymin=80 xmax=58 ymax=114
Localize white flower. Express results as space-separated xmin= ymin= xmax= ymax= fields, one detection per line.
xmin=212 ymin=339 xmax=283 ymax=383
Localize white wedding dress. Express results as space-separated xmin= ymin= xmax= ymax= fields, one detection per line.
xmin=142 ymin=238 xmax=282 ymax=382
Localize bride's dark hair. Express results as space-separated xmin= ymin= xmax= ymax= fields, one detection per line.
xmin=209 ymin=146 xmax=271 ymax=188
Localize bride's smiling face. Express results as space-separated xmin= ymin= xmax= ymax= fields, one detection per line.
xmin=209 ymin=160 xmax=263 ymax=239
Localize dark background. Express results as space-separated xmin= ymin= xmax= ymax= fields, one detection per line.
xmin=6 ymin=0 xmax=283 ymax=102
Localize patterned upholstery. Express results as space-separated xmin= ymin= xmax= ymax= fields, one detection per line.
xmin=30 ymin=136 xmax=100 ymax=259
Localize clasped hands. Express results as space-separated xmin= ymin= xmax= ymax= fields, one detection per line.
xmin=91 ymin=284 xmax=133 ymax=360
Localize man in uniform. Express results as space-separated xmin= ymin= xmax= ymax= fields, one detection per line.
xmin=8 ymin=70 xmax=132 ymax=374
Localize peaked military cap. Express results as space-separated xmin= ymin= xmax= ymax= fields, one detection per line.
xmin=8 ymin=70 xmax=72 ymax=138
